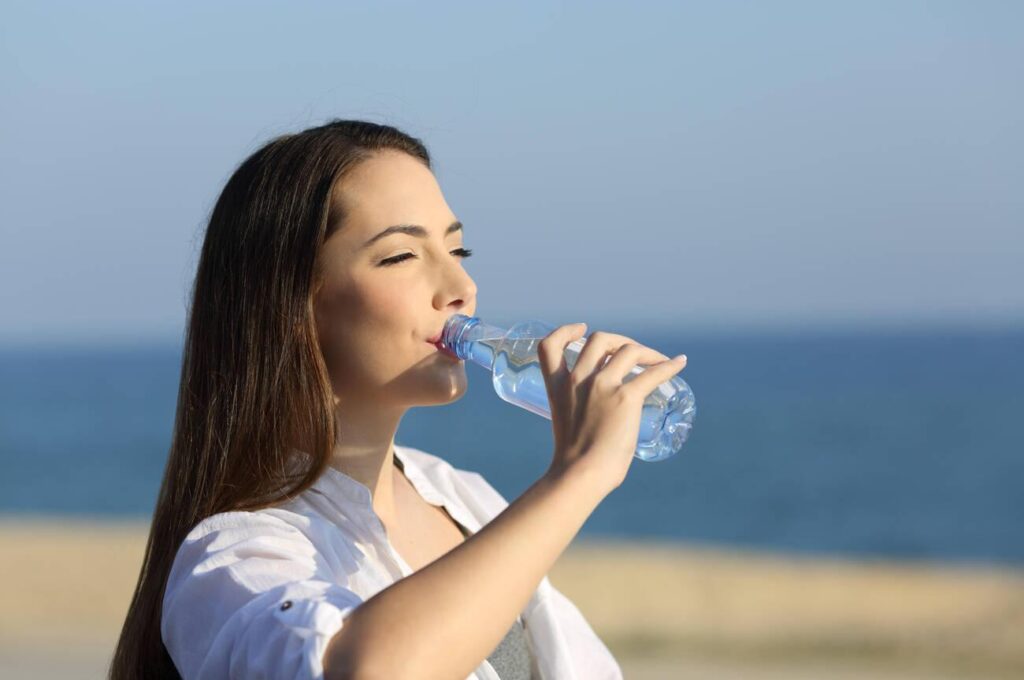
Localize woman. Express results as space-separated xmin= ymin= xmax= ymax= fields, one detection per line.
xmin=108 ymin=119 xmax=688 ymax=679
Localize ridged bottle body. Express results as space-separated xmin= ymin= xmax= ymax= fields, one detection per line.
xmin=439 ymin=314 xmax=695 ymax=462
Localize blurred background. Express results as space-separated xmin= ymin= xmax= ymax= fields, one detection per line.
xmin=2 ymin=1 xmax=1022 ymax=678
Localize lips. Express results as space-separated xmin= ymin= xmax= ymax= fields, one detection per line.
xmin=426 ymin=326 xmax=459 ymax=360
xmin=425 ymin=325 xmax=446 ymax=345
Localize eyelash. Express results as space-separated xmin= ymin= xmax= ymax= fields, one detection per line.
xmin=378 ymin=248 xmax=474 ymax=267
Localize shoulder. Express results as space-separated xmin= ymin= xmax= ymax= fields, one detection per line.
xmin=172 ymin=509 xmax=317 ymax=573
xmin=170 ymin=507 xmax=352 ymax=589
xmin=181 ymin=506 xmax=325 ymax=547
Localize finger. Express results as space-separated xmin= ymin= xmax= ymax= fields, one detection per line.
xmin=621 ymin=355 xmax=688 ymax=399
xmin=599 ymin=343 xmax=674 ymax=385
xmin=538 ymin=322 xmax=588 ymax=383
xmin=572 ymin=331 xmax=638 ymax=378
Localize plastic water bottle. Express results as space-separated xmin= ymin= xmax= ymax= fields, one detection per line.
xmin=437 ymin=314 xmax=695 ymax=462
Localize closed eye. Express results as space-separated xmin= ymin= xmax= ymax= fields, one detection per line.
xmin=378 ymin=248 xmax=474 ymax=267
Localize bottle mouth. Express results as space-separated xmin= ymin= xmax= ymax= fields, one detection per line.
xmin=439 ymin=313 xmax=476 ymax=360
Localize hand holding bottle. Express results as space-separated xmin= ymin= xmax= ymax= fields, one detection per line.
xmin=537 ymin=322 xmax=688 ymax=495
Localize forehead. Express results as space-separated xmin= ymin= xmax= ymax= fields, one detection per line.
xmin=333 ymin=150 xmax=448 ymax=230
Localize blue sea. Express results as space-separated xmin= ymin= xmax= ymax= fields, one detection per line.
xmin=1 ymin=324 xmax=1021 ymax=567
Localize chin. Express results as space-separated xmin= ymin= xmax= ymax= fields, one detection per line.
xmin=387 ymin=350 xmax=467 ymax=402
xmin=418 ymin=369 xmax=469 ymax=404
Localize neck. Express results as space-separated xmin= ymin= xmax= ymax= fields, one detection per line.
xmin=326 ymin=398 xmax=408 ymax=524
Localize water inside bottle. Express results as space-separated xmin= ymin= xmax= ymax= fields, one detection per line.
xmin=491 ymin=334 xmax=693 ymax=460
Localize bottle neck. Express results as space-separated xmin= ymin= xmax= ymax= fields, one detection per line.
xmin=446 ymin=316 xmax=508 ymax=369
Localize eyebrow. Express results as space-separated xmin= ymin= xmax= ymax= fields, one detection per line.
xmin=360 ymin=220 xmax=463 ymax=251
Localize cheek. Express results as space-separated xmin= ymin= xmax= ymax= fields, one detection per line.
xmin=354 ymin=289 xmax=422 ymax=353
xmin=361 ymin=284 xmax=415 ymax=321
xmin=315 ymin=281 xmax=425 ymax=374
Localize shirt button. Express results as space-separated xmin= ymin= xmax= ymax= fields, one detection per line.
xmin=280 ymin=600 xmax=293 ymax=611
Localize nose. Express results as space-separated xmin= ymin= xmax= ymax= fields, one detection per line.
xmin=434 ymin=259 xmax=477 ymax=314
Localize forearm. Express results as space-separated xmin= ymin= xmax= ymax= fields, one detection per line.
xmin=323 ymin=464 xmax=607 ymax=680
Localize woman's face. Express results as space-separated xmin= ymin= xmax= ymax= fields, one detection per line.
xmin=314 ymin=150 xmax=478 ymax=410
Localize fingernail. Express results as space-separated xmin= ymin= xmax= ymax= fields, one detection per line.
xmin=674 ymin=354 xmax=687 ymax=362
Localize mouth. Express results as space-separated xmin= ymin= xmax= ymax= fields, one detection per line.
xmin=425 ymin=327 xmax=445 ymax=346
xmin=425 ymin=331 xmax=458 ymax=359
xmin=425 ymin=318 xmax=465 ymax=359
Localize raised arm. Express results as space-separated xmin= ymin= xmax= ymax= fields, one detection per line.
xmin=326 ymin=322 xmax=688 ymax=680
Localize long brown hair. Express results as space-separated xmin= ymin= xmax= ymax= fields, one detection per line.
xmin=108 ymin=120 xmax=432 ymax=679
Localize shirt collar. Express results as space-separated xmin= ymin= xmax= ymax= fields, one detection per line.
xmin=287 ymin=444 xmax=448 ymax=514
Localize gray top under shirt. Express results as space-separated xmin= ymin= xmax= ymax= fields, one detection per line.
xmin=396 ymin=457 xmax=536 ymax=679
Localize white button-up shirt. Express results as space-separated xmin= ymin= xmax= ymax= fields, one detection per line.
xmin=161 ymin=443 xmax=623 ymax=679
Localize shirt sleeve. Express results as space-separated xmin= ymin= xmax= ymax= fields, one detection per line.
xmin=161 ymin=510 xmax=365 ymax=680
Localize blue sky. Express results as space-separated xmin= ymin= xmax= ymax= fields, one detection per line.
xmin=2 ymin=1 xmax=1021 ymax=346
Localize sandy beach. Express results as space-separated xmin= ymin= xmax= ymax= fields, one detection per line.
xmin=1 ymin=516 xmax=1022 ymax=679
